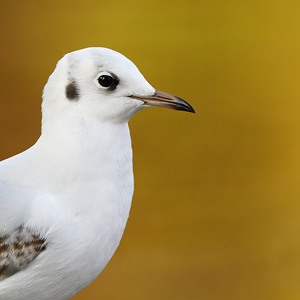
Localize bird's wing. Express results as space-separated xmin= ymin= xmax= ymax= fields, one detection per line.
xmin=0 ymin=181 xmax=48 ymax=281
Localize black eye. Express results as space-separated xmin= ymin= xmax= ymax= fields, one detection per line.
xmin=95 ymin=72 xmax=119 ymax=91
xmin=98 ymin=75 xmax=114 ymax=87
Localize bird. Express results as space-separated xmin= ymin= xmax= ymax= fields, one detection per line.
xmin=0 ymin=47 xmax=194 ymax=300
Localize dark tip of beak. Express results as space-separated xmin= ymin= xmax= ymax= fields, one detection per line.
xmin=173 ymin=96 xmax=195 ymax=113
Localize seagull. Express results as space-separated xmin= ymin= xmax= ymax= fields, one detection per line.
xmin=0 ymin=47 xmax=194 ymax=300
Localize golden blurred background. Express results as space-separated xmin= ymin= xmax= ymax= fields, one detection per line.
xmin=1 ymin=1 xmax=300 ymax=299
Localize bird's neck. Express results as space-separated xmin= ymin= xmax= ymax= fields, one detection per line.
xmin=42 ymin=112 xmax=131 ymax=159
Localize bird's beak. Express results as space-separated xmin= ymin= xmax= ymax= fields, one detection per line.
xmin=131 ymin=90 xmax=195 ymax=113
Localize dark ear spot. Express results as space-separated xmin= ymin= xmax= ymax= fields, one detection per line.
xmin=66 ymin=80 xmax=80 ymax=101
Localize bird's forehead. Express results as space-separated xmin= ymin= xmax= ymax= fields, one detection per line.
xmin=66 ymin=48 xmax=137 ymax=77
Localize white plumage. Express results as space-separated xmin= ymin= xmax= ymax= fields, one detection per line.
xmin=0 ymin=47 xmax=194 ymax=299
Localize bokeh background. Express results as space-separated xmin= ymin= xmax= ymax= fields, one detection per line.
xmin=1 ymin=1 xmax=300 ymax=299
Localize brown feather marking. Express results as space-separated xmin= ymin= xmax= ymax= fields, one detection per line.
xmin=12 ymin=242 xmax=23 ymax=250
xmin=0 ymin=236 xmax=9 ymax=244
xmin=0 ymin=265 xmax=9 ymax=276
xmin=0 ymin=244 xmax=9 ymax=255
xmin=0 ymin=226 xmax=47 ymax=280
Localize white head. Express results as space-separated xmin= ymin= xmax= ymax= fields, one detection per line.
xmin=42 ymin=47 xmax=194 ymax=127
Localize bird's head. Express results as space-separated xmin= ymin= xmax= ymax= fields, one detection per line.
xmin=42 ymin=47 xmax=194 ymax=125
